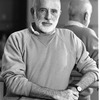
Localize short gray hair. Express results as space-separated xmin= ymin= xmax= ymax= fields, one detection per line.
xmin=32 ymin=0 xmax=36 ymax=8
xmin=32 ymin=0 xmax=61 ymax=10
xmin=68 ymin=0 xmax=92 ymax=18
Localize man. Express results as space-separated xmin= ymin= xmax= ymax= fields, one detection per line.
xmin=1 ymin=0 xmax=98 ymax=100
xmin=64 ymin=0 xmax=98 ymax=100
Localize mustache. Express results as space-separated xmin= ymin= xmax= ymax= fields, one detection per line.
xmin=34 ymin=15 xmax=54 ymax=25
xmin=42 ymin=21 xmax=53 ymax=24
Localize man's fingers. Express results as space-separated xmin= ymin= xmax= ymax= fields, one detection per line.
xmin=54 ymin=94 xmax=79 ymax=100
xmin=53 ymin=95 xmax=66 ymax=100
xmin=72 ymin=91 xmax=79 ymax=97
xmin=53 ymin=89 xmax=79 ymax=100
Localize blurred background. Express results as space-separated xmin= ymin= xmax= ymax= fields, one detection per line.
xmin=0 ymin=0 xmax=98 ymax=100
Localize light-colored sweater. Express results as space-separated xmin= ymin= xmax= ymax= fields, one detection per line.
xmin=1 ymin=24 xmax=98 ymax=100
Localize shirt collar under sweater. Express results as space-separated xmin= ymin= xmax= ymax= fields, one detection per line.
xmin=66 ymin=21 xmax=85 ymax=28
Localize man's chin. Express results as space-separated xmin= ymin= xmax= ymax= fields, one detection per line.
xmin=41 ymin=30 xmax=54 ymax=34
xmin=40 ymin=27 xmax=55 ymax=34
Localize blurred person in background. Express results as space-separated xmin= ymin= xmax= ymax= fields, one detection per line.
xmin=64 ymin=0 xmax=98 ymax=100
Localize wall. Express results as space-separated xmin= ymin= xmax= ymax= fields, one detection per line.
xmin=89 ymin=0 xmax=98 ymax=36
xmin=0 ymin=0 xmax=27 ymax=35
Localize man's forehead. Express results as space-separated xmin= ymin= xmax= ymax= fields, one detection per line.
xmin=36 ymin=0 xmax=61 ymax=9
xmin=37 ymin=0 xmax=60 ymax=3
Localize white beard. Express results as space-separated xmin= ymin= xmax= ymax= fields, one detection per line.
xmin=34 ymin=11 xmax=59 ymax=34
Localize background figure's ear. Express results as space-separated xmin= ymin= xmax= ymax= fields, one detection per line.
xmin=30 ymin=8 xmax=34 ymax=16
xmin=84 ymin=12 xmax=88 ymax=21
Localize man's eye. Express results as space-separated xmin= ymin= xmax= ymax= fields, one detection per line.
xmin=51 ymin=10 xmax=57 ymax=14
xmin=39 ymin=9 xmax=46 ymax=13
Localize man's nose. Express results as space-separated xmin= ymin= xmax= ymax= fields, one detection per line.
xmin=45 ymin=11 xmax=52 ymax=20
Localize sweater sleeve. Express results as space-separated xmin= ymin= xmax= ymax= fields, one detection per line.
xmin=74 ymin=34 xmax=99 ymax=90
xmin=1 ymin=33 xmax=59 ymax=99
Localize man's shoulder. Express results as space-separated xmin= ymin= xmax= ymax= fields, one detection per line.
xmin=56 ymin=27 xmax=74 ymax=36
xmin=82 ymin=27 xmax=97 ymax=38
xmin=8 ymin=28 xmax=30 ymax=40
xmin=82 ymin=27 xmax=96 ymax=34
xmin=56 ymin=27 xmax=76 ymax=40
xmin=56 ymin=28 xmax=78 ymax=43
xmin=11 ymin=28 xmax=29 ymax=36
xmin=64 ymin=25 xmax=97 ymax=37
xmin=6 ymin=28 xmax=32 ymax=46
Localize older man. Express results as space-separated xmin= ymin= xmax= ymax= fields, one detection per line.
xmin=64 ymin=0 xmax=98 ymax=100
xmin=1 ymin=0 xmax=98 ymax=100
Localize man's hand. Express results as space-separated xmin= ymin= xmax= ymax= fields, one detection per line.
xmin=53 ymin=89 xmax=79 ymax=100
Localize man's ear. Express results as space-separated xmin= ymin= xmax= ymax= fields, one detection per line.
xmin=84 ymin=12 xmax=88 ymax=21
xmin=60 ymin=10 xmax=62 ymax=16
xmin=30 ymin=8 xmax=34 ymax=16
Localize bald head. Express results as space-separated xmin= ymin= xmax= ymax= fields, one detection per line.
xmin=68 ymin=0 xmax=92 ymax=14
xmin=68 ymin=0 xmax=92 ymax=26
